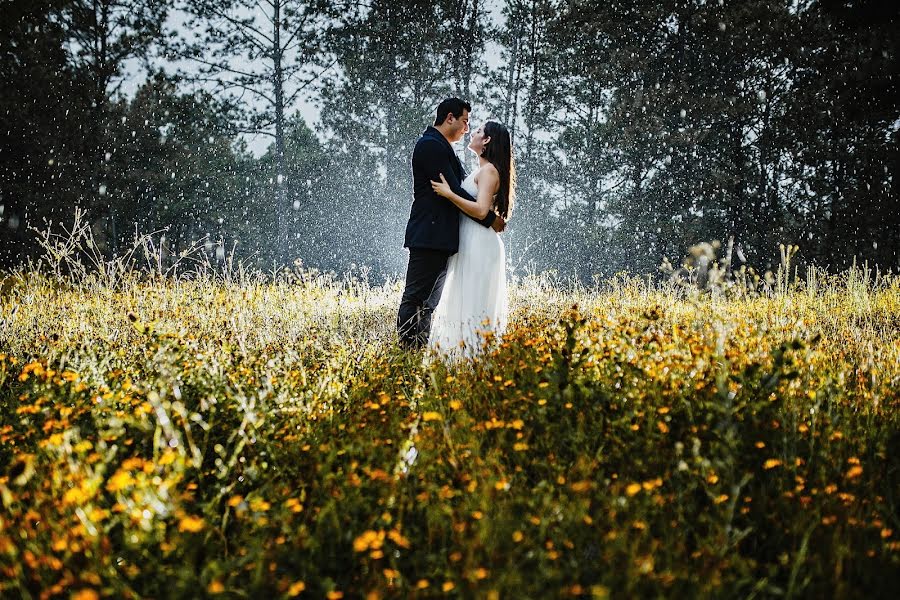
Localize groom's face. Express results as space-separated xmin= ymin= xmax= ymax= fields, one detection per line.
xmin=447 ymin=110 xmax=470 ymax=143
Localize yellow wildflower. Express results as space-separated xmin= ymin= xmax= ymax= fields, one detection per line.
xmin=178 ymin=515 xmax=205 ymax=533
xmin=287 ymin=581 xmax=306 ymax=596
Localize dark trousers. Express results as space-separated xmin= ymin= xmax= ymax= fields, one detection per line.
xmin=397 ymin=248 xmax=452 ymax=350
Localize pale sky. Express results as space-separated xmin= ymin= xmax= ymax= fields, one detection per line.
xmin=120 ymin=1 xmax=507 ymax=157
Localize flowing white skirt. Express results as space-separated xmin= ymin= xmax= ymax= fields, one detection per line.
xmin=429 ymin=213 xmax=507 ymax=360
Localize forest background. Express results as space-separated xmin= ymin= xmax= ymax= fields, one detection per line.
xmin=2 ymin=0 xmax=897 ymax=280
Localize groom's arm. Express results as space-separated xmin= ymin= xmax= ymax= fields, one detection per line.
xmin=422 ymin=140 xmax=496 ymax=229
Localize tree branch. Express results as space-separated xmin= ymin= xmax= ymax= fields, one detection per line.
xmin=283 ymin=58 xmax=338 ymax=107
xmin=177 ymin=50 xmax=267 ymax=81
xmin=281 ymin=8 xmax=313 ymax=52
xmin=206 ymin=4 xmax=275 ymax=46
xmin=195 ymin=76 xmax=276 ymax=104
xmin=236 ymin=127 xmax=276 ymax=137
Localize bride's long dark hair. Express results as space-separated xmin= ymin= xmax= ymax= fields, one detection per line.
xmin=481 ymin=121 xmax=516 ymax=220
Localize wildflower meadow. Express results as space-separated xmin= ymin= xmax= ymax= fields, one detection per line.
xmin=1 ymin=223 xmax=898 ymax=599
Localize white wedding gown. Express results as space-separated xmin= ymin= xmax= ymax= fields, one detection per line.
xmin=429 ymin=167 xmax=508 ymax=359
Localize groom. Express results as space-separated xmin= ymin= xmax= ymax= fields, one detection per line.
xmin=397 ymin=97 xmax=506 ymax=350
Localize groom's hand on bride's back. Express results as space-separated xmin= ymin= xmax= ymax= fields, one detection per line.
xmin=491 ymin=214 xmax=507 ymax=232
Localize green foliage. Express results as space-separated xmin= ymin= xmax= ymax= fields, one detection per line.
xmin=1 ymin=0 xmax=897 ymax=280
xmin=0 ymin=0 xmax=94 ymax=267
xmin=493 ymin=0 xmax=900 ymax=277
xmin=105 ymin=73 xmax=251 ymax=257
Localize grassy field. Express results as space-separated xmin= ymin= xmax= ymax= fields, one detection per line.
xmin=1 ymin=237 xmax=899 ymax=598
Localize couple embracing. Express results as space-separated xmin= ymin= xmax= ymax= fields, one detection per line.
xmin=396 ymin=98 xmax=516 ymax=359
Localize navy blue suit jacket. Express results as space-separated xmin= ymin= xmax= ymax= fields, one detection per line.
xmin=404 ymin=126 xmax=496 ymax=252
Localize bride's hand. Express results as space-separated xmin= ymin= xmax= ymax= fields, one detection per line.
xmin=430 ymin=173 xmax=452 ymax=199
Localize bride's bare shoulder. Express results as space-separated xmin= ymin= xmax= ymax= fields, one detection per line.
xmin=475 ymin=164 xmax=500 ymax=196
xmin=477 ymin=163 xmax=500 ymax=180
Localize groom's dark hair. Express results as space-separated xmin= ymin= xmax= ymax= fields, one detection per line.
xmin=434 ymin=97 xmax=471 ymax=126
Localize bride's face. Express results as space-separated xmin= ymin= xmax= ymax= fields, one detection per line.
xmin=468 ymin=124 xmax=491 ymax=155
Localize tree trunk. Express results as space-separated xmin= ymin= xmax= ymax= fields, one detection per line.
xmin=382 ymin=2 xmax=397 ymax=199
xmin=727 ymin=123 xmax=748 ymax=254
xmin=523 ymin=0 xmax=541 ymax=164
xmin=273 ymin=0 xmax=287 ymax=256
xmin=504 ymin=14 xmax=522 ymax=142
xmin=825 ymin=158 xmax=841 ymax=268
xmin=462 ymin=0 xmax=477 ymax=100
xmin=94 ymin=0 xmax=115 ymax=257
xmin=888 ymin=129 xmax=900 ymax=266
xmin=756 ymin=89 xmax=771 ymax=250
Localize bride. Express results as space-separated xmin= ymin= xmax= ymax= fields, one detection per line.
xmin=428 ymin=120 xmax=515 ymax=358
